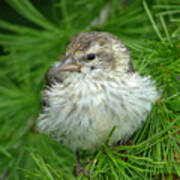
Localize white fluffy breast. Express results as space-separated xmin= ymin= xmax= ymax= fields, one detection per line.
xmin=37 ymin=72 xmax=159 ymax=151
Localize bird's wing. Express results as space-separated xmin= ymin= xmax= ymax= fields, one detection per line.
xmin=41 ymin=65 xmax=63 ymax=108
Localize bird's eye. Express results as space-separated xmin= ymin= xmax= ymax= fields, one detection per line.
xmin=87 ymin=53 xmax=95 ymax=60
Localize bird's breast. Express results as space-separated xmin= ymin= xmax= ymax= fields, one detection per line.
xmin=38 ymin=73 xmax=159 ymax=150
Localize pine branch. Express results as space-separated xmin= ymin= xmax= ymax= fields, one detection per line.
xmin=0 ymin=0 xmax=179 ymax=179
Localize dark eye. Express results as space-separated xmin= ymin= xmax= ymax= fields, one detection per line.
xmin=87 ymin=53 xmax=95 ymax=60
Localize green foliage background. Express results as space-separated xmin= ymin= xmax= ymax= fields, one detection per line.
xmin=0 ymin=0 xmax=179 ymax=179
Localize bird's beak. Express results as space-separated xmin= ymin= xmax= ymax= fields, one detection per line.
xmin=56 ymin=57 xmax=82 ymax=72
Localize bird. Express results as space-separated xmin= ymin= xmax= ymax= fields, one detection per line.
xmin=37 ymin=31 xmax=159 ymax=175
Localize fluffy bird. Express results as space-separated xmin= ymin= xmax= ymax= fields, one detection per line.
xmin=37 ymin=31 xmax=159 ymax=158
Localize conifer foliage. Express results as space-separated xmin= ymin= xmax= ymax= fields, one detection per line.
xmin=0 ymin=0 xmax=179 ymax=179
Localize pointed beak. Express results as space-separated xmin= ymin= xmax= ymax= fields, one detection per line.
xmin=56 ymin=57 xmax=82 ymax=72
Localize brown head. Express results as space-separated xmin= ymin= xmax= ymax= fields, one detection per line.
xmin=46 ymin=32 xmax=134 ymax=86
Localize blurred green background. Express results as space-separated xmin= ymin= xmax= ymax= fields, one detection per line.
xmin=0 ymin=0 xmax=179 ymax=179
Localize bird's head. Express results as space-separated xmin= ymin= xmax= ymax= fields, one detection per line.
xmin=46 ymin=32 xmax=133 ymax=86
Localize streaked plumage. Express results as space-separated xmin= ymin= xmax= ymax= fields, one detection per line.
xmin=37 ymin=32 xmax=159 ymax=151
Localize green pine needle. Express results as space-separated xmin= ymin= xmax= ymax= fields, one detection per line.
xmin=0 ymin=0 xmax=179 ymax=179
